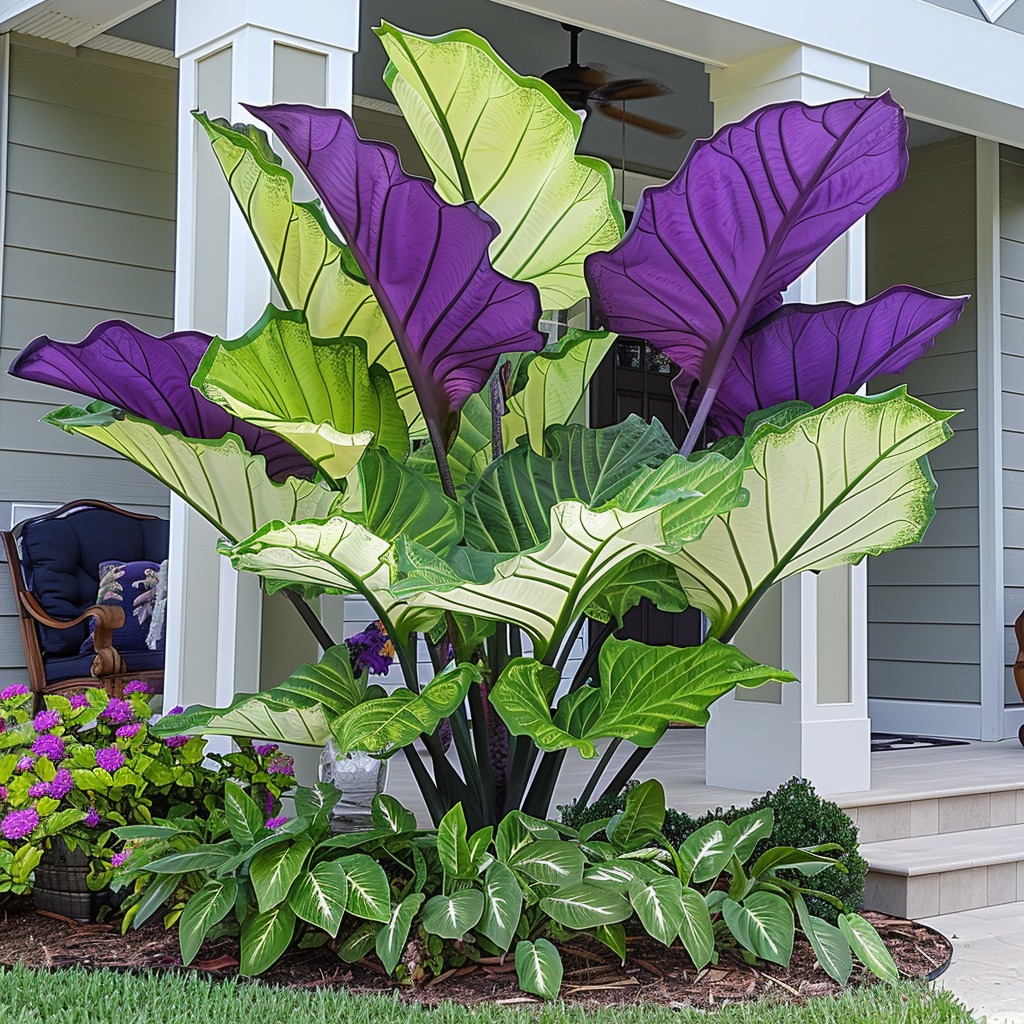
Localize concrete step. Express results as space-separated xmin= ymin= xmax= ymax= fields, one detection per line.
xmin=861 ymin=823 xmax=1024 ymax=918
xmin=842 ymin=785 xmax=1024 ymax=844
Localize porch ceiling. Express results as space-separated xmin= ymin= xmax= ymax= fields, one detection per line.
xmin=0 ymin=0 xmax=162 ymax=46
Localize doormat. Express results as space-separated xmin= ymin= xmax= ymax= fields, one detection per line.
xmin=871 ymin=733 xmax=970 ymax=752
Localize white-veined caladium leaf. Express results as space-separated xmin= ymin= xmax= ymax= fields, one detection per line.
xmin=43 ymin=403 xmax=341 ymax=543
xmin=666 ymin=388 xmax=956 ymax=639
xmin=394 ymin=501 xmax=674 ymax=659
xmin=515 ymin=938 xmax=563 ymax=1000
xmin=195 ymin=114 xmax=421 ymax=434
xmin=150 ymin=644 xmax=380 ymax=745
xmin=377 ymin=22 xmax=623 ymax=309
xmin=221 ymin=516 xmax=439 ymax=642
xmin=330 ymin=662 xmax=482 ymax=757
xmin=193 ymin=307 xmax=408 ymax=479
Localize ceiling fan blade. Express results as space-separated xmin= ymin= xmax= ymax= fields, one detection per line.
xmin=592 ymin=77 xmax=672 ymax=103
xmin=595 ymin=102 xmax=687 ymax=139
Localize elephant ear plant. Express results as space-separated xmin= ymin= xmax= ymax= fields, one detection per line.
xmin=10 ymin=22 xmax=962 ymax=990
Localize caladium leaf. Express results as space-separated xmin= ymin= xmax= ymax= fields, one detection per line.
xmin=43 ymin=403 xmax=340 ymax=543
xmin=463 ymin=417 xmax=678 ymax=552
xmin=150 ymin=644 xmax=377 ymax=745
xmin=193 ymin=307 xmax=409 ymax=479
xmin=515 ymin=938 xmax=562 ymax=1000
xmin=665 ymin=388 xmax=955 ymax=639
xmin=629 ymin=876 xmax=687 ymax=946
xmin=586 ymin=94 xmax=909 ymax=450
xmin=11 ymin=321 xmax=311 ymax=480
xmin=248 ymin=103 xmax=544 ymax=437
xmin=838 ymin=912 xmax=899 ymax=983
xmin=479 ymin=861 xmax=523 ymax=952
xmin=703 ymin=286 xmax=968 ymax=437
xmin=240 ymin=904 xmax=296 ymax=976
xmin=331 ymin=662 xmax=482 ymax=756
xmin=540 ymin=884 xmax=632 ymax=930
xmin=422 ymin=889 xmax=484 ymax=940
xmin=376 ymin=893 xmax=425 ymax=973
xmin=608 ymin=779 xmax=666 ymax=851
xmin=722 ymin=892 xmax=794 ymax=966
xmin=195 ymin=114 xmax=420 ymax=433
xmin=289 ymin=861 xmax=349 ymax=937
xmin=377 ymin=22 xmax=623 ymax=309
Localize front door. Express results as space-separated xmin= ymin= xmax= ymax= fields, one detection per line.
xmin=590 ymin=338 xmax=703 ymax=648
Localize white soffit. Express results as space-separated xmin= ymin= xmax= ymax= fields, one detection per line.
xmin=0 ymin=1 xmax=162 ymax=48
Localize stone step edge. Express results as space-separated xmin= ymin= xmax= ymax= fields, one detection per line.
xmin=861 ymin=823 xmax=1024 ymax=877
xmin=837 ymin=780 xmax=1024 ymax=810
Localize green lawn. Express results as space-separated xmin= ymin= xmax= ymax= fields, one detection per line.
xmin=0 ymin=965 xmax=977 ymax=1024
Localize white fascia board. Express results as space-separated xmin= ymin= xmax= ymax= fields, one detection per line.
xmin=0 ymin=0 xmax=161 ymax=41
xmin=492 ymin=0 xmax=1024 ymax=115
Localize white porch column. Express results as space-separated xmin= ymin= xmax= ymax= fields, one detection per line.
xmin=164 ymin=1 xmax=359 ymax=714
xmin=704 ymin=45 xmax=872 ymax=795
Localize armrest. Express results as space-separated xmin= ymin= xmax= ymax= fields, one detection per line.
xmin=19 ymin=594 xmax=127 ymax=677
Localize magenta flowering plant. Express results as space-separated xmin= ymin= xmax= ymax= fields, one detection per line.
xmin=0 ymin=684 xmax=294 ymax=897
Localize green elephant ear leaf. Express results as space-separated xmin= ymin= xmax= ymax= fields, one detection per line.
xmin=193 ymin=307 xmax=408 ymax=478
xmin=151 ymin=645 xmax=372 ymax=745
xmin=195 ymin=113 xmax=421 ymax=434
xmin=43 ymin=403 xmax=341 ymax=543
xmin=377 ymin=22 xmax=623 ymax=309
xmin=331 ymin=662 xmax=482 ymax=756
xmin=668 ymin=388 xmax=956 ymax=638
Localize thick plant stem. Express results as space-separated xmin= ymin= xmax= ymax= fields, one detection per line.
xmin=680 ymin=384 xmax=718 ymax=456
xmin=467 ymin=680 xmax=498 ymax=823
xmin=577 ymin=738 xmax=622 ymax=808
xmin=426 ymin=415 xmax=458 ymax=500
xmin=599 ymin=744 xmax=653 ymax=800
xmin=448 ymin=703 xmax=488 ymax=824
xmin=403 ymin=746 xmax=446 ymax=825
xmin=522 ymin=749 xmax=564 ymax=819
xmin=282 ymin=590 xmax=336 ymax=650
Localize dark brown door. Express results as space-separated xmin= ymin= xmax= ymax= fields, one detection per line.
xmin=590 ymin=337 xmax=702 ymax=648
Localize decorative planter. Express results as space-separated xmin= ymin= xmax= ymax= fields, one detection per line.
xmin=33 ymin=838 xmax=94 ymax=922
xmin=318 ymin=741 xmax=389 ymax=832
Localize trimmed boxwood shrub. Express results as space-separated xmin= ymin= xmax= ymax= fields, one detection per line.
xmin=560 ymin=776 xmax=867 ymax=923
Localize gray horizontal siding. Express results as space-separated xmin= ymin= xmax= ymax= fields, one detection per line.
xmin=866 ymin=136 xmax=980 ymax=708
xmin=0 ymin=40 xmax=176 ymax=675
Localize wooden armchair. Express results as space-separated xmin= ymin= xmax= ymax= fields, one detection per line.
xmin=1 ymin=500 xmax=168 ymax=705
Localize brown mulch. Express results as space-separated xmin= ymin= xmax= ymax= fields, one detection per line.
xmin=0 ymin=897 xmax=951 ymax=1008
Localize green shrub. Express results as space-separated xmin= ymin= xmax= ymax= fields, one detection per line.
xmin=559 ymin=776 xmax=867 ymax=922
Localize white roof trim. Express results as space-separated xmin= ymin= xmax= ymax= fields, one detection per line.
xmin=0 ymin=1 xmax=162 ymax=47
xmin=974 ymin=0 xmax=1019 ymax=23
xmin=84 ymin=31 xmax=175 ymax=66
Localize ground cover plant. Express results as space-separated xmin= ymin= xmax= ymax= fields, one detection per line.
xmin=8 ymin=20 xmax=966 ymax=1000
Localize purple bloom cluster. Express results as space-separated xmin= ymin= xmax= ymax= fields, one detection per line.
xmin=123 ymin=680 xmax=149 ymax=695
xmin=84 ymin=807 xmax=100 ymax=828
xmin=116 ymin=723 xmax=142 ymax=739
xmin=68 ymin=694 xmax=89 ymax=709
xmin=1 ymin=808 xmax=38 ymax=840
xmin=33 ymin=710 xmax=60 ymax=732
xmin=49 ymin=768 xmax=74 ymax=800
xmin=31 ymin=734 xmax=64 ymax=762
xmin=96 ymin=747 xmax=125 ymax=772
xmin=164 ymin=735 xmax=189 ymax=749
xmin=15 ymin=756 xmax=34 ymax=773
xmin=101 ymin=698 xmax=133 ymax=725
xmin=111 ymin=850 xmax=131 ymax=868
xmin=345 ymin=620 xmax=395 ymax=677
xmin=254 ymin=743 xmax=278 ymax=757
xmin=27 ymin=782 xmax=48 ymax=799
xmin=267 ymin=753 xmax=295 ymax=777
xmin=265 ymin=816 xmax=289 ymax=830
xmin=0 ymin=684 xmax=29 ymax=700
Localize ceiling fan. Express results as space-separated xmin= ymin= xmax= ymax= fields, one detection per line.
xmin=541 ymin=24 xmax=686 ymax=139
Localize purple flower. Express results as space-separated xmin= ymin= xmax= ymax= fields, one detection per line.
xmin=15 ymin=756 xmax=35 ymax=773
xmin=267 ymin=754 xmax=295 ymax=777
xmin=33 ymin=710 xmax=60 ymax=732
xmin=254 ymin=743 xmax=278 ymax=757
xmin=32 ymin=734 xmax=65 ymax=762
xmin=164 ymin=735 xmax=189 ymax=749
xmin=48 ymin=769 xmax=74 ymax=800
xmin=123 ymin=680 xmax=149 ymax=694
xmin=96 ymin=747 xmax=125 ymax=772
xmin=68 ymin=694 xmax=89 ymax=709
xmin=84 ymin=807 xmax=100 ymax=828
xmin=0 ymin=786 xmax=7 ymax=802
xmin=265 ymin=816 xmax=289 ymax=830
xmin=345 ymin=620 xmax=395 ymax=677
xmin=166 ymin=706 xmax=183 ymax=716
xmin=1 ymin=808 xmax=38 ymax=840
xmin=101 ymin=698 xmax=133 ymax=725
xmin=116 ymin=723 xmax=142 ymax=739
xmin=28 ymin=782 xmax=49 ymax=799
xmin=0 ymin=684 xmax=29 ymax=700
xmin=111 ymin=850 xmax=131 ymax=868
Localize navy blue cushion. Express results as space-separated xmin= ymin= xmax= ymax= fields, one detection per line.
xmin=20 ymin=509 xmax=168 ymax=657
xmin=43 ymin=647 xmax=164 ymax=684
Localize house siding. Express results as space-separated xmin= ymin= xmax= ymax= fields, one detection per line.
xmin=0 ymin=38 xmax=176 ymax=686
xmin=866 ymin=137 xmax=980 ymax=707
xmin=1001 ymin=145 xmax=1024 ymax=708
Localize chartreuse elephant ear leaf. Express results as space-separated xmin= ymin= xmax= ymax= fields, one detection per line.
xmin=150 ymin=645 xmax=376 ymax=745
xmin=376 ymin=21 xmax=623 ymax=309
xmin=666 ymin=388 xmax=955 ymax=639
xmin=193 ymin=307 xmax=409 ymax=480
xmin=43 ymin=403 xmax=340 ymax=543
xmin=194 ymin=114 xmax=421 ymax=434
xmin=490 ymin=638 xmax=791 ymax=757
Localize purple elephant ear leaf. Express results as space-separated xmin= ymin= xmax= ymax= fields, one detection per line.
xmin=585 ymin=93 xmax=909 ymax=452
xmin=8 ymin=321 xmax=313 ymax=481
xmin=246 ymin=103 xmax=544 ymax=440
xmin=699 ymin=286 xmax=969 ymax=438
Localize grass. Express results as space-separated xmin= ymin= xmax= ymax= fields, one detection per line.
xmin=0 ymin=965 xmax=978 ymax=1024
